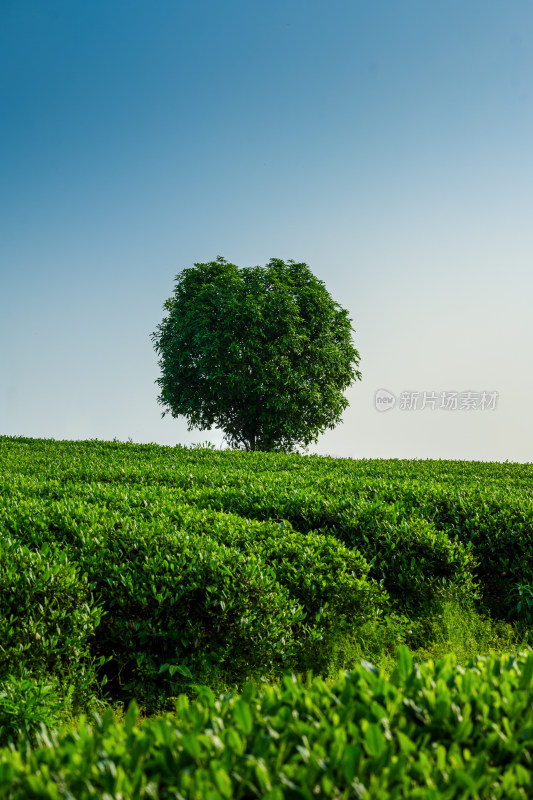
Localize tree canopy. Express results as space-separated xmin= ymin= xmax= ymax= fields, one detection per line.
xmin=151 ymin=257 xmax=361 ymax=452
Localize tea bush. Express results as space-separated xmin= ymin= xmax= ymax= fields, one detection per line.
xmin=1 ymin=648 xmax=532 ymax=798
xmin=0 ymin=673 xmax=64 ymax=748
xmin=0 ymin=535 xmax=102 ymax=690
xmin=1 ymin=436 xmax=532 ymax=718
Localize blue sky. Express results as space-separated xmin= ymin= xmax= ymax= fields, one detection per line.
xmin=1 ymin=0 xmax=532 ymax=461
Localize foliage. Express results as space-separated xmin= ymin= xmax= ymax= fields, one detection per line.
xmin=1 ymin=649 xmax=533 ymax=798
xmin=151 ymin=257 xmax=361 ymax=452
xmin=0 ymin=535 xmax=103 ymax=705
xmin=1 ymin=436 xmax=533 ymax=715
xmin=0 ymin=673 xmax=64 ymax=748
xmin=505 ymin=583 xmax=533 ymax=628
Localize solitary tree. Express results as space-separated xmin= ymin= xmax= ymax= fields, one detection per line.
xmin=151 ymin=257 xmax=361 ymax=452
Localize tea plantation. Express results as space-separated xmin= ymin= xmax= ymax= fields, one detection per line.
xmin=1 ymin=436 xmax=532 ymax=797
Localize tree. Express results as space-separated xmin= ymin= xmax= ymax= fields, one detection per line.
xmin=151 ymin=257 xmax=362 ymax=452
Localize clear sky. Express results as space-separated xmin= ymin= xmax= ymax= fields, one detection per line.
xmin=1 ymin=0 xmax=532 ymax=462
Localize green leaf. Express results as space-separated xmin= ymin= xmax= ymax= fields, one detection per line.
xmin=519 ymin=652 xmax=533 ymax=690
xmin=343 ymin=745 xmax=362 ymax=781
xmin=232 ymin=699 xmax=253 ymax=735
xmin=210 ymin=764 xmax=232 ymax=797
xmin=169 ymin=664 xmax=193 ymax=679
xmin=397 ymin=645 xmax=413 ymax=680
xmin=364 ymin=724 xmax=385 ymax=757
xmin=182 ymin=733 xmax=202 ymax=759
xmin=124 ymin=700 xmax=139 ymax=735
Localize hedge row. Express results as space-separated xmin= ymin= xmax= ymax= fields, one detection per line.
xmin=1 ymin=648 xmax=532 ymax=798
xmin=1 ymin=437 xmax=532 ymax=714
xmin=0 ymin=486 xmax=386 ymax=708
